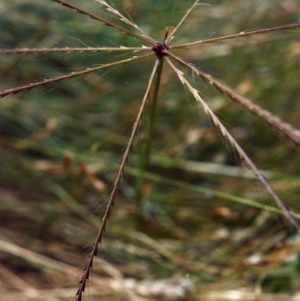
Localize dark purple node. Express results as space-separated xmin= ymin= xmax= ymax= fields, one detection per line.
xmin=152 ymin=42 xmax=169 ymax=60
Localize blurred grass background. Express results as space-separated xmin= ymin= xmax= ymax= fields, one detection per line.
xmin=0 ymin=0 xmax=300 ymax=300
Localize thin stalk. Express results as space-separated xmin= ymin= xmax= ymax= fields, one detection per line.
xmin=0 ymin=46 xmax=151 ymax=54
xmin=136 ymin=59 xmax=164 ymax=204
xmin=75 ymin=59 xmax=160 ymax=301
xmin=0 ymin=53 xmax=152 ymax=98
xmin=170 ymin=23 xmax=300 ymax=49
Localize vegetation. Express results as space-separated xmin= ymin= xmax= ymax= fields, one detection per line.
xmin=1 ymin=0 xmax=300 ymax=300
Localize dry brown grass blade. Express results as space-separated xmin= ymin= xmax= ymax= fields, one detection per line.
xmin=0 ymin=46 xmax=150 ymax=54
xmin=170 ymin=23 xmax=300 ymax=49
xmin=0 ymin=264 xmax=42 ymax=299
xmin=50 ymin=0 xmax=153 ymax=45
xmin=0 ymin=237 xmax=93 ymax=285
xmin=166 ymin=57 xmax=300 ymax=232
xmin=75 ymin=59 xmax=160 ymax=301
xmin=0 ymin=53 xmax=152 ymax=98
xmin=166 ymin=51 xmax=300 ymax=148
xmin=0 ymin=237 xmax=113 ymax=299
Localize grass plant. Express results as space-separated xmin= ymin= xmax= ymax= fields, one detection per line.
xmin=1 ymin=0 xmax=300 ymax=300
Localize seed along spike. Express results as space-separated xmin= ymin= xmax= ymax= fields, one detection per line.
xmin=166 ymin=57 xmax=300 ymax=231
xmin=89 ymin=256 xmax=94 ymax=268
xmin=0 ymin=53 xmax=152 ymax=98
xmin=102 ymin=220 xmax=107 ymax=232
xmin=86 ymin=269 xmax=90 ymax=279
xmin=74 ymin=60 xmax=160 ymax=301
xmin=94 ymin=244 xmax=98 ymax=255
xmin=50 ymin=0 xmax=153 ymax=45
xmin=76 ymin=293 xmax=82 ymax=301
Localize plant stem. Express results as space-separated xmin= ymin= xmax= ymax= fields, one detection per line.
xmin=136 ymin=59 xmax=164 ymax=207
